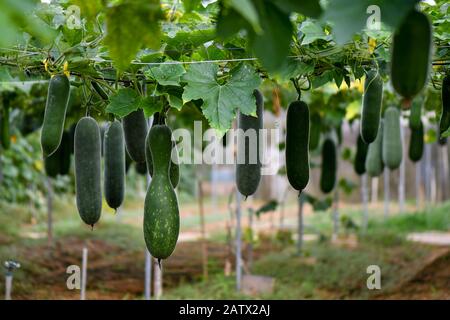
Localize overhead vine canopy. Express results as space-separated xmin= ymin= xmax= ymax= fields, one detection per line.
xmin=0 ymin=0 xmax=449 ymax=134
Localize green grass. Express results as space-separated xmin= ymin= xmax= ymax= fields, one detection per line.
xmin=368 ymin=203 xmax=450 ymax=233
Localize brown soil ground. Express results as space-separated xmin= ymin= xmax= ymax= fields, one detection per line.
xmin=373 ymin=248 xmax=450 ymax=300
xmin=11 ymin=237 xmax=276 ymax=300
xmin=9 ymin=236 xmax=450 ymax=300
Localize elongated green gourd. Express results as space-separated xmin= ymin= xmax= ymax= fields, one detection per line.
xmin=391 ymin=10 xmax=432 ymax=102
xmin=59 ymin=131 xmax=71 ymax=175
xmin=41 ymin=75 xmax=70 ymax=156
xmin=361 ymin=70 xmax=383 ymax=143
xmin=44 ymin=152 xmax=60 ymax=178
xmin=74 ymin=117 xmax=102 ymax=227
xmin=236 ymin=89 xmax=263 ymax=197
xmin=123 ymin=109 xmax=147 ymax=163
xmin=286 ymin=101 xmax=310 ymax=192
xmin=1 ymin=101 xmax=10 ymax=149
xmin=309 ymin=113 xmax=321 ymax=150
xmin=146 ymin=113 xmax=180 ymax=188
xmin=365 ymin=122 xmax=384 ymax=177
xmin=100 ymin=124 xmax=106 ymax=157
xmin=135 ymin=161 xmax=148 ymax=175
xmin=104 ymin=121 xmax=125 ymax=210
xmin=354 ymin=134 xmax=369 ymax=175
xmin=409 ymin=121 xmax=424 ymax=162
xmin=91 ymin=81 xmax=109 ymax=100
xmin=68 ymin=123 xmax=76 ymax=154
xmin=44 ymin=131 xmax=71 ymax=177
xmin=145 ymin=113 xmax=159 ymax=178
xmin=125 ymin=150 xmax=132 ymax=174
xmin=382 ymin=107 xmax=403 ymax=170
xmin=336 ymin=123 xmax=343 ymax=146
xmin=320 ymin=138 xmax=337 ymax=194
xmin=144 ymin=125 xmax=180 ymax=260
xmin=409 ymin=97 xmax=423 ymax=130
xmin=439 ymin=75 xmax=450 ymax=135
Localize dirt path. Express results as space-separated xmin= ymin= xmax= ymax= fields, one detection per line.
xmin=407 ymin=232 xmax=450 ymax=246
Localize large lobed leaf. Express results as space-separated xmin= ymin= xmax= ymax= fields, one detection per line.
xmin=182 ymin=63 xmax=261 ymax=135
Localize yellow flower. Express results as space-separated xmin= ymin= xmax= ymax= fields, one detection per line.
xmin=63 ymin=61 xmax=70 ymax=77
xmin=43 ymin=58 xmax=49 ymax=72
xmin=34 ymin=160 xmax=43 ymax=171
xmin=368 ymin=38 xmax=377 ymax=54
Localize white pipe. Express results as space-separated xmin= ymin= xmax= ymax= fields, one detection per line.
xmin=81 ymin=246 xmax=88 ymax=300
xmin=362 ymin=174 xmax=369 ymax=232
xmin=5 ymin=275 xmax=12 ymax=300
xmin=425 ymin=143 xmax=432 ymax=206
xmin=154 ymin=259 xmax=162 ymax=299
xmin=144 ymin=251 xmax=152 ymax=300
xmin=415 ymin=162 xmax=421 ymax=211
xmin=297 ymin=193 xmax=304 ymax=255
xmin=235 ymin=190 xmax=242 ymax=291
xmin=384 ymin=168 xmax=390 ymax=219
xmin=371 ymin=177 xmax=378 ymax=203
xmin=398 ymin=124 xmax=405 ymax=213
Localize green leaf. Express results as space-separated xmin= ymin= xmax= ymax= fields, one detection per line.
xmin=311 ymin=70 xmax=334 ymax=89
xmin=249 ymin=1 xmax=293 ymax=72
xmin=182 ymin=0 xmax=202 ymax=13
xmin=272 ymin=0 xmax=323 ymax=18
xmin=339 ymin=178 xmax=356 ymax=195
xmin=163 ymin=28 xmax=216 ymax=48
xmin=145 ymin=63 xmax=185 ymax=86
xmin=0 ymin=66 xmax=13 ymax=82
xmin=155 ymin=86 xmax=184 ymax=111
xmin=140 ymin=96 xmax=163 ymax=118
xmin=255 ymin=200 xmax=278 ymax=217
xmin=322 ymin=0 xmax=419 ymax=44
xmin=69 ymin=0 xmax=102 ymax=21
xmin=105 ymin=88 xmax=141 ymax=118
xmin=216 ymin=7 xmax=250 ymax=39
xmin=299 ymin=20 xmax=332 ymax=45
xmin=104 ymin=0 xmax=162 ymax=71
xmin=441 ymin=127 xmax=450 ymax=138
xmin=274 ymin=59 xmax=315 ymax=81
xmin=228 ymin=0 xmax=261 ymax=33
xmin=0 ymin=0 xmax=57 ymax=46
xmin=182 ymin=63 xmax=261 ymax=135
